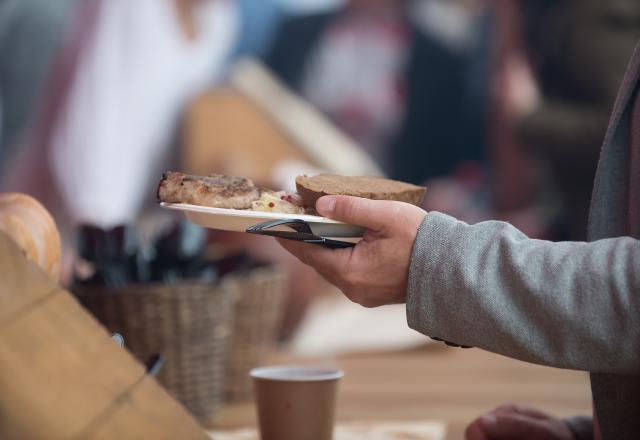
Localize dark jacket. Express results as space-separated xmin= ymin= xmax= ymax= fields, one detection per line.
xmin=265 ymin=10 xmax=487 ymax=185
xmin=517 ymin=0 xmax=640 ymax=239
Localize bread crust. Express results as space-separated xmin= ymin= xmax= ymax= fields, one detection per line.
xmin=295 ymin=174 xmax=426 ymax=212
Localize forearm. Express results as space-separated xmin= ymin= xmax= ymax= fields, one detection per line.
xmin=406 ymin=212 xmax=640 ymax=374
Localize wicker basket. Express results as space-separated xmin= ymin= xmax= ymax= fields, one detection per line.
xmin=223 ymin=265 xmax=287 ymax=403
xmin=75 ymin=280 xmax=236 ymax=424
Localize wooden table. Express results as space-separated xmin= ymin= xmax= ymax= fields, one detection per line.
xmin=212 ymin=345 xmax=592 ymax=440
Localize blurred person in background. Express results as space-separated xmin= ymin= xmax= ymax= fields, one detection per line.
xmin=0 ymin=0 xmax=75 ymax=172
xmin=504 ymin=0 xmax=640 ymax=240
xmin=265 ymin=0 xmax=489 ymax=192
xmin=234 ymin=0 xmax=283 ymax=58
xmin=259 ymin=0 xmax=495 ymax=337
xmin=411 ymin=0 xmax=493 ymax=225
xmin=1 ymin=0 xmax=240 ymax=281
xmin=234 ymin=0 xmax=348 ymax=57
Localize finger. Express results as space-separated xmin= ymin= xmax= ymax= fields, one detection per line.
xmin=316 ymin=196 xmax=400 ymax=233
xmin=480 ymin=412 xmax=549 ymax=439
xmin=465 ymin=419 xmax=489 ymax=440
xmin=275 ymin=238 xmax=352 ymax=284
xmin=276 ymin=238 xmax=333 ymax=266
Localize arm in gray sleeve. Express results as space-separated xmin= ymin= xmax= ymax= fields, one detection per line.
xmin=406 ymin=212 xmax=640 ymax=374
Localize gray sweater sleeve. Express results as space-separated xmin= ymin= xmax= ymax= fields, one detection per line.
xmin=406 ymin=212 xmax=640 ymax=374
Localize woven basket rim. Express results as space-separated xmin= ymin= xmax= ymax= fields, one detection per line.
xmin=73 ymin=279 xmax=234 ymax=294
xmin=73 ymin=265 xmax=284 ymax=295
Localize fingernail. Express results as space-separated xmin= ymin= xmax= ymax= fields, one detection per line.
xmin=480 ymin=414 xmax=497 ymax=429
xmin=317 ymin=196 xmax=336 ymax=216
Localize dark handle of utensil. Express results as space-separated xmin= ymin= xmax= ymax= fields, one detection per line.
xmin=247 ymin=219 xmax=356 ymax=249
xmin=145 ymin=353 xmax=165 ymax=377
xmin=112 ymin=334 xmax=165 ymax=376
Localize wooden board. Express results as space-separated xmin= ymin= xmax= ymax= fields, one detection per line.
xmin=0 ymin=232 xmax=58 ymax=323
xmin=0 ymin=292 xmax=146 ymax=438
xmin=183 ymin=87 xmax=311 ymax=186
xmin=83 ymin=377 xmax=208 ymax=440
xmin=0 ymin=231 xmax=208 ymax=439
xmin=182 ymin=62 xmax=383 ymax=187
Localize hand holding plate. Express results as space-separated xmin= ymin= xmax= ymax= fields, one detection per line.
xmin=277 ymin=195 xmax=427 ymax=307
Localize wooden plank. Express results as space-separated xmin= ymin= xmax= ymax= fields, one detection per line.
xmin=182 ymin=88 xmax=311 ymax=185
xmin=0 ymin=291 xmax=146 ymax=438
xmin=0 ymin=231 xmax=58 ymax=323
xmin=0 ymin=228 xmax=210 ymax=438
xmin=83 ymin=376 xmax=209 ymax=440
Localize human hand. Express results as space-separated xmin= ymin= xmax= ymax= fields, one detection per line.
xmin=465 ymin=404 xmax=575 ymax=440
xmin=277 ymin=195 xmax=427 ymax=307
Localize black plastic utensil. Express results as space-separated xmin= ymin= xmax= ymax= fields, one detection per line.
xmin=247 ymin=219 xmax=355 ymax=249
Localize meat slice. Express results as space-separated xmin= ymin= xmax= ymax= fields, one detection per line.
xmin=157 ymin=171 xmax=260 ymax=209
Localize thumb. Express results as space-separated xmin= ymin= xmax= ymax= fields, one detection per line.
xmin=316 ymin=195 xmax=397 ymax=233
xmin=480 ymin=413 xmax=550 ymax=439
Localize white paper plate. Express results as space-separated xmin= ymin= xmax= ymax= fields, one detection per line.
xmin=160 ymin=203 xmax=364 ymax=240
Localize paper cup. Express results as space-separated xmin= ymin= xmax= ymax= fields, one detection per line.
xmin=250 ymin=366 xmax=344 ymax=440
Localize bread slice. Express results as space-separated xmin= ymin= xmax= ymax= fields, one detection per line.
xmin=157 ymin=171 xmax=260 ymax=209
xmin=296 ymin=174 xmax=426 ymax=211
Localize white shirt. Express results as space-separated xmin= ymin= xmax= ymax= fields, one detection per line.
xmin=50 ymin=0 xmax=239 ymax=228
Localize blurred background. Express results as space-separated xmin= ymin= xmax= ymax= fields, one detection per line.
xmin=0 ymin=0 xmax=638 ymax=436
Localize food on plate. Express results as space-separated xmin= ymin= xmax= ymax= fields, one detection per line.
xmin=157 ymin=171 xmax=307 ymax=214
xmin=295 ymin=174 xmax=426 ymax=212
xmin=157 ymin=171 xmax=260 ymax=209
xmin=0 ymin=192 xmax=61 ymax=281
xmin=251 ymin=191 xmax=306 ymax=214
xmin=158 ymin=172 xmax=426 ymax=216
